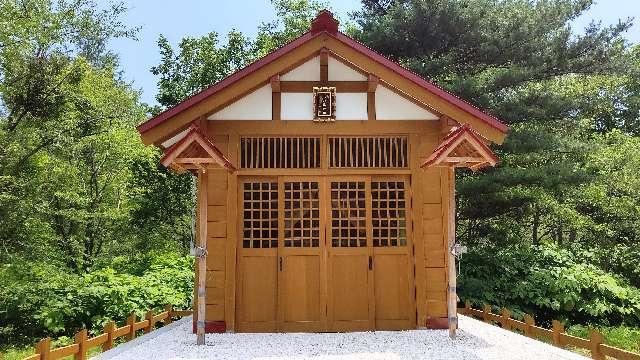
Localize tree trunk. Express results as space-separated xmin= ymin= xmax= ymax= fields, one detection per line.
xmin=532 ymin=205 xmax=540 ymax=245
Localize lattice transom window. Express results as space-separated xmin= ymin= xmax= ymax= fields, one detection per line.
xmin=284 ymin=182 xmax=320 ymax=247
xmin=330 ymin=181 xmax=366 ymax=247
xmin=241 ymin=137 xmax=320 ymax=169
xmin=329 ymin=137 xmax=408 ymax=168
xmin=242 ymin=182 xmax=278 ymax=248
xmin=372 ymin=181 xmax=407 ymax=247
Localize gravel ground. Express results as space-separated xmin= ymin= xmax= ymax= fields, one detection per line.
xmin=97 ymin=315 xmax=587 ymax=360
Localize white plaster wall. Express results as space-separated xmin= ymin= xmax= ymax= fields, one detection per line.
xmin=281 ymin=93 xmax=314 ymax=120
xmin=161 ymin=128 xmax=190 ymax=148
xmin=281 ymin=56 xmax=320 ymax=81
xmin=207 ymin=85 xmax=272 ymax=120
xmin=375 ymin=85 xmax=439 ymax=120
xmin=328 ymin=57 xmax=367 ymax=81
xmin=335 ymin=93 xmax=367 ymax=120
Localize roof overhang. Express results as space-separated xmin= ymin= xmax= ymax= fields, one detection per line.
xmin=138 ymin=11 xmax=509 ymax=146
xmin=160 ymin=124 xmax=236 ymax=173
xmin=421 ymin=125 xmax=499 ymax=171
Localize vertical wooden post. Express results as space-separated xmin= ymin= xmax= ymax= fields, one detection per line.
xmin=523 ymin=314 xmax=535 ymax=337
xmin=145 ymin=310 xmax=154 ymax=334
xmin=164 ymin=304 xmax=173 ymax=325
xmin=35 ymin=338 xmax=51 ymax=360
xmin=501 ymin=308 xmax=511 ymax=330
xmin=103 ymin=321 xmax=115 ymax=351
xmin=127 ymin=313 xmax=136 ymax=341
xmin=447 ymin=167 xmax=457 ymax=339
xmin=483 ymin=304 xmax=492 ymax=323
xmin=74 ymin=329 xmax=87 ymax=360
xmin=589 ymin=328 xmax=604 ymax=360
xmin=552 ymin=320 xmax=564 ymax=347
xmin=196 ymin=169 xmax=208 ymax=345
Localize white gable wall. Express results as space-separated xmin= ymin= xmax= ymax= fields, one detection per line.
xmin=208 ymin=84 xmax=272 ymax=120
xmin=375 ymin=86 xmax=439 ymax=120
xmin=281 ymin=93 xmax=314 ymax=120
xmin=328 ymin=57 xmax=367 ymax=81
xmin=336 ymin=93 xmax=367 ymax=120
xmin=204 ymin=56 xmax=439 ymax=122
xmin=281 ymin=56 xmax=320 ymax=81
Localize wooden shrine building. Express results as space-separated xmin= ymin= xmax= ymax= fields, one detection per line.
xmin=137 ymin=10 xmax=508 ymax=336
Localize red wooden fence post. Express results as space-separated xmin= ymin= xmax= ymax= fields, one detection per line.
xmin=103 ymin=321 xmax=115 ymax=351
xmin=165 ymin=304 xmax=173 ymax=325
xmin=500 ymin=308 xmax=511 ymax=330
xmin=145 ymin=310 xmax=154 ymax=334
xmin=482 ymin=304 xmax=492 ymax=323
xmin=127 ymin=313 xmax=136 ymax=341
xmin=551 ymin=320 xmax=564 ymax=347
xmin=464 ymin=300 xmax=471 ymax=315
xmin=35 ymin=337 xmax=51 ymax=360
xmin=523 ymin=314 xmax=535 ymax=337
xmin=74 ymin=329 xmax=88 ymax=360
xmin=589 ymin=328 xmax=604 ymax=360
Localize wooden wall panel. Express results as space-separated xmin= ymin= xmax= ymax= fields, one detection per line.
xmin=206 ymin=167 xmax=228 ymax=323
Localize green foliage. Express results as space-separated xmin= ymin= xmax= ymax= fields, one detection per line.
xmin=0 ymin=253 xmax=193 ymax=346
xmin=460 ymin=243 xmax=640 ymax=327
xmin=567 ymin=324 xmax=640 ymax=353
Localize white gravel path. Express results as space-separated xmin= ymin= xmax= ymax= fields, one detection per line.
xmin=96 ymin=315 xmax=588 ymax=360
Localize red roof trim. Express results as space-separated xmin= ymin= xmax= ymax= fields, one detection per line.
xmin=138 ymin=17 xmax=508 ymax=137
xmin=421 ymin=125 xmax=499 ymax=168
xmin=333 ymin=32 xmax=508 ymax=133
xmin=160 ymin=125 xmax=236 ymax=171
xmin=137 ymin=31 xmax=321 ymax=134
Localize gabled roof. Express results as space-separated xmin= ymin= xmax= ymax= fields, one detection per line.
xmin=138 ymin=10 xmax=509 ymax=145
xmin=160 ymin=124 xmax=236 ymax=172
xmin=421 ymin=124 xmax=499 ymax=171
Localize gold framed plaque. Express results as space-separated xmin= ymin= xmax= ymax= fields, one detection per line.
xmin=313 ymin=86 xmax=336 ymax=122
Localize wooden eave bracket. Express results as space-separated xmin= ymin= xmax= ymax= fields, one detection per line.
xmin=421 ymin=124 xmax=500 ymax=171
xmin=160 ymin=124 xmax=237 ymax=172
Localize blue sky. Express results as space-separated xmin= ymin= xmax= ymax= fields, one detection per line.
xmin=110 ymin=0 xmax=640 ymax=106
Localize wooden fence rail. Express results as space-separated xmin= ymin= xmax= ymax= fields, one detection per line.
xmin=16 ymin=305 xmax=193 ymax=360
xmin=459 ymin=301 xmax=640 ymax=360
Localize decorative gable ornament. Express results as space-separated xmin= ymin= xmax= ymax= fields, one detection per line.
xmin=313 ymin=86 xmax=336 ymax=122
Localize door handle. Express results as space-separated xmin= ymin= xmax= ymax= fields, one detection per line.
xmin=279 ymin=257 xmax=283 ymax=272
xmin=369 ymin=255 xmax=373 ymax=270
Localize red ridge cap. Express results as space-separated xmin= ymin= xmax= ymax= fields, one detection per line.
xmin=311 ymin=10 xmax=338 ymax=33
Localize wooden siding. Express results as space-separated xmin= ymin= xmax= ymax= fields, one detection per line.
xmin=193 ymin=120 xmax=449 ymax=331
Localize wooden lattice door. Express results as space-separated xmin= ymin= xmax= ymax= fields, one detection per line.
xmin=326 ymin=177 xmax=375 ymax=331
xmin=236 ymin=179 xmax=279 ymax=332
xmin=278 ymin=178 xmax=326 ymax=332
xmin=371 ymin=176 xmax=415 ymax=330
xmin=236 ymin=177 xmax=325 ymax=332
xmin=237 ymin=175 xmax=414 ymax=332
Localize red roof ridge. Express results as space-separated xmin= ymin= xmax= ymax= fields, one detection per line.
xmin=138 ymin=10 xmax=509 ymax=139
xmin=138 ymin=30 xmax=320 ymax=134
xmin=332 ymin=32 xmax=509 ymax=134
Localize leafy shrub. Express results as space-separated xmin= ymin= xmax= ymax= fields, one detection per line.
xmin=459 ymin=243 xmax=640 ymax=327
xmin=567 ymin=324 xmax=640 ymax=353
xmin=0 ymin=252 xmax=193 ymax=346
